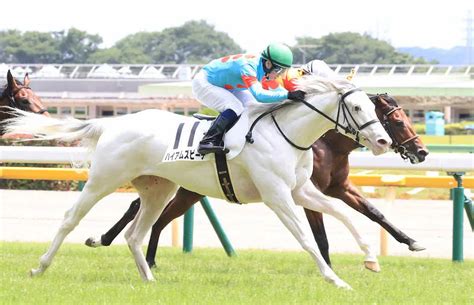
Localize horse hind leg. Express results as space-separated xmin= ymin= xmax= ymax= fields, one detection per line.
xmin=304 ymin=208 xmax=332 ymax=267
xmin=125 ymin=176 xmax=178 ymax=281
xmin=30 ymin=177 xmax=125 ymax=277
xmin=146 ymin=188 xmax=203 ymax=268
xmin=85 ymin=198 xmax=141 ymax=248
xmin=326 ymin=184 xmax=425 ymax=252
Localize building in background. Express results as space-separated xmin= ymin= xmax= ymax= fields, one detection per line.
xmin=1 ymin=63 xmax=472 ymax=122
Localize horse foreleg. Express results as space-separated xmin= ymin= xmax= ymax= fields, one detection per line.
xmin=146 ymin=188 xmax=203 ymax=268
xmin=326 ymin=183 xmax=425 ymax=252
xmin=126 ymin=176 xmax=178 ymax=281
xmin=265 ymin=197 xmax=351 ymax=289
xmin=293 ymin=180 xmax=380 ymax=272
xmin=248 ymin=170 xmax=351 ymax=290
xmin=85 ymin=198 xmax=141 ymax=248
xmin=304 ymin=209 xmax=331 ymax=266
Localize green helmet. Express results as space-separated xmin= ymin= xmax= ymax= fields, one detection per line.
xmin=261 ymin=43 xmax=293 ymax=68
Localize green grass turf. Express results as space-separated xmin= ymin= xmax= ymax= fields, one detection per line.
xmin=1 ymin=242 xmax=473 ymax=304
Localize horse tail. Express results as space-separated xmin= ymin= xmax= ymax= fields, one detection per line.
xmin=4 ymin=108 xmax=108 ymax=149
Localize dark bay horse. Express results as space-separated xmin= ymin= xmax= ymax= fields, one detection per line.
xmin=86 ymin=93 xmax=428 ymax=269
xmin=1 ymin=70 xmax=49 ymax=136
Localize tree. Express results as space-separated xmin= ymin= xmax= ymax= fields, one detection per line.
xmin=113 ymin=32 xmax=162 ymax=63
xmin=0 ymin=28 xmax=101 ymax=63
xmin=155 ymin=20 xmax=242 ymax=64
xmin=57 ymin=28 xmax=102 ymax=63
xmin=0 ymin=30 xmax=21 ymax=62
xmin=0 ymin=30 xmax=61 ymax=63
xmin=87 ymin=48 xmax=123 ymax=64
xmin=292 ymin=36 xmax=320 ymax=65
xmin=94 ymin=21 xmax=243 ymax=64
xmin=1 ymin=26 xmax=430 ymax=65
xmin=293 ymin=32 xmax=429 ymax=64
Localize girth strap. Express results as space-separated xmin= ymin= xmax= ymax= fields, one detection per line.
xmin=214 ymin=153 xmax=240 ymax=203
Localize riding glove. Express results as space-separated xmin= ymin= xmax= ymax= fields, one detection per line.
xmin=287 ymin=90 xmax=306 ymax=101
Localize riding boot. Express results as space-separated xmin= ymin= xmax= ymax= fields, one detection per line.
xmin=198 ymin=109 xmax=237 ymax=155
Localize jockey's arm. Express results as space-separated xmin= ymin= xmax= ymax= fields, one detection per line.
xmin=240 ymin=66 xmax=288 ymax=103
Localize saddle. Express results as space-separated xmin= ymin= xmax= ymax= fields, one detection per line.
xmin=162 ymin=113 xmax=248 ymax=163
xmin=161 ymin=113 xmax=249 ymax=203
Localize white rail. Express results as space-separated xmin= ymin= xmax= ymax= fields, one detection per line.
xmin=2 ymin=64 xmax=473 ymax=80
xmin=1 ymin=146 xmax=473 ymax=172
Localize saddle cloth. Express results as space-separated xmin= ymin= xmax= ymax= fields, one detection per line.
xmin=162 ymin=112 xmax=249 ymax=163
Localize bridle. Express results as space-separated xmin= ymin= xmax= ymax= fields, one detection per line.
xmin=7 ymin=85 xmax=48 ymax=114
xmin=246 ymin=88 xmax=380 ymax=150
xmin=380 ymin=104 xmax=419 ymax=160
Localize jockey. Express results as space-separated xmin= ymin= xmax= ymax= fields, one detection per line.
xmin=262 ymin=59 xmax=337 ymax=91
xmin=192 ymin=42 xmax=306 ymax=155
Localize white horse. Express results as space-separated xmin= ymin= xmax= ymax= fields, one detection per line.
xmin=6 ymin=76 xmax=391 ymax=290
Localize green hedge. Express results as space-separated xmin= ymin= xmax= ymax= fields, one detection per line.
xmin=0 ymin=139 xmax=82 ymax=191
xmin=414 ymin=121 xmax=474 ymax=135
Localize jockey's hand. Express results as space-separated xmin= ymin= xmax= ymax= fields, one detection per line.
xmin=287 ymin=90 xmax=306 ymax=101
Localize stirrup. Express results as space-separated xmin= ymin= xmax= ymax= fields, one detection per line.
xmin=193 ymin=113 xmax=216 ymax=121
xmin=198 ymin=143 xmax=229 ymax=155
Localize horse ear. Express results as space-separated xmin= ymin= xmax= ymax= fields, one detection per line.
xmin=346 ymin=68 xmax=356 ymax=81
xmin=7 ymin=70 xmax=20 ymax=94
xmin=7 ymin=70 xmax=13 ymax=84
xmin=7 ymin=70 xmax=16 ymax=94
xmin=24 ymin=72 xmax=31 ymax=87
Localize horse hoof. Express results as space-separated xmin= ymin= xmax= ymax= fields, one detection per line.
xmin=336 ymin=280 xmax=353 ymax=290
xmin=85 ymin=237 xmax=101 ymax=248
xmin=144 ymin=277 xmax=156 ymax=282
xmin=147 ymin=261 xmax=157 ymax=269
xmin=409 ymin=242 xmax=426 ymax=252
xmin=364 ymin=261 xmax=381 ymax=273
xmin=30 ymin=268 xmax=41 ymax=277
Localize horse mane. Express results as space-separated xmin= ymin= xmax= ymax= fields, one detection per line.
xmin=378 ymin=93 xmax=399 ymax=107
xmin=293 ymin=74 xmax=356 ymax=95
xmin=247 ymin=75 xmax=356 ymax=117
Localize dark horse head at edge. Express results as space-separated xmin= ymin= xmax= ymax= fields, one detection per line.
xmin=370 ymin=93 xmax=428 ymax=164
xmin=0 ymin=70 xmax=49 ymax=136
xmin=320 ymin=93 xmax=428 ymax=164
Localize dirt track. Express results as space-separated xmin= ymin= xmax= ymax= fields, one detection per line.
xmin=1 ymin=189 xmax=472 ymax=259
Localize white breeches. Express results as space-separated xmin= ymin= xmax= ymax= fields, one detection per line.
xmin=192 ymin=70 xmax=257 ymax=115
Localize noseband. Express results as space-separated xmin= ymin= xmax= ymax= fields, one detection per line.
xmin=8 ymin=86 xmax=48 ymax=114
xmin=382 ymin=105 xmax=419 ymax=160
xmin=335 ymin=88 xmax=380 ymax=143
xmin=246 ymin=88 xmax=380 ymax=150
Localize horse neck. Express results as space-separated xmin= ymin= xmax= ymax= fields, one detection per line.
xmin=321 ymin=130 xmax=360 ymax=155
xmin=274 ymin=92 xmax=339 ymax=149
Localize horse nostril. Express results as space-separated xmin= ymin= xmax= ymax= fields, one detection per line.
xmin=377 ymin=139 xmax=388 ymax=146
xmin=418 ymin=149 xmax=429 ymax=157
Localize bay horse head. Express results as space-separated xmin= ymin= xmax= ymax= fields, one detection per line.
xmin=0 ymin=70 xmax=49 ymax=135
xmin=370 ymin=93 xmax=428 ymax=163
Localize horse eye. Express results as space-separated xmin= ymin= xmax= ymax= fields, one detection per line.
xmin=354 ymin=105 xmax=361 ymax=111
xmin=395 ymin=120 xmax=404 ymax=127
xmin=19 ymin=99 xmax=30 ymax=106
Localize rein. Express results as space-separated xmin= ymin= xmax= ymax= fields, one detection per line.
xmin=246 ymin=88 xmax=379 ymax=151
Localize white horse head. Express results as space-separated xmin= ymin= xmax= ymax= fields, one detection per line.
xmin=255 ymin=75 xmax=392 ymax=155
